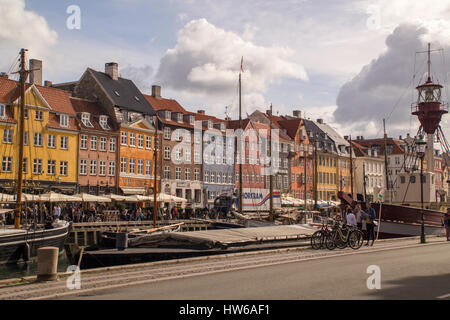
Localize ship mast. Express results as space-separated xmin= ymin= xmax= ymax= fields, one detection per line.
xmin=153 ymin=116 xmax=158 ymax=228
xmin=383 ymin=119 xmax=390 ymax=203
xmin=14 ymin=49 xmax=30 ymax=229
xmin=238 ymin=59 xmax=243 ymax=215
xmin=269 ymin=104 xmax=273 ymax=219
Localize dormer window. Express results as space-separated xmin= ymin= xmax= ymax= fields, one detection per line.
xmin=60 ymin=114 xmax=69 ymax=128
xmin=99 ymin=115 xmax=110 ymax=130
xmin=81 ymin=113 xmax=93 ymax=127
xmin=208 ymin=120 xmax=212 ymax=129
xmin=220 ymin=123 xmax=225 ymax=131
xmin=165 ymin=111 xmax=171 ymax=121
xmin=177 ymin=113 xmax=183 ymax=123
xmin=189 ymin=115 xmax=194 ymax=125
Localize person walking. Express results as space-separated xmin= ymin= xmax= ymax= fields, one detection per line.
xmin=442 ymin=208 xmax=450 ymax=241
xmin=355 ymin=204 xmax=363 ymax=231
xmin=364 ymin=203 xmax=376 ymax=246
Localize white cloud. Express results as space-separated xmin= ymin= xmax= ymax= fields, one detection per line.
xmin=156 ymin=18 xmax=308 ymax=96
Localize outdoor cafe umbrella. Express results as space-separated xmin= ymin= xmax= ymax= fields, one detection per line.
xmin=73 ymin=193 xmax=111 ymax=203
xmin=38 ymin=191 xmax=81 ymax=202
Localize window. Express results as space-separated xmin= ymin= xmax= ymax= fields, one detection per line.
xmin=164 ymin=146 xmax=171 ymax=160
xmin=35 ymin=110 xmax=43 ymax=121
xmin=185 ymin=149 xmax=191 ymax=163
xmin=60 ymin=114 xmax=69 ymax=127
xmin=175 ymin=167 xmax=181 ymax=180
xmin=1 ymin=156 xmax=12 ymax=172
xmin=90 ymin=136 xmax=97 ymax=150
xmin=24 ymin=108 xmax=28 ymax=119
xmin=175 ymin=129 xmax=182 ymax=141
xmin=175 ymin=149 xmax=181 ymax=162
xmin=80 ymin=135 xmax=88 ymax=149
xmin=80 ymin=159 xmax=87 ymax=175
xmin=60 ymin=161 xmax=68 ymax=176
xmin=164 ymin=127 xmax=171 ymax=140
xmin=99 ymin=160 xmax=106 ymax=176
xmin=109 ymin=138 xmax=116 ymax=152
xmin=99 ymin=116 xmax=110 ymax=130
xmin=23 ymin=158 xmax=28 ymax=174
xmin=194 ymin=132 xmax=201 ymax=144
xmin=24 ymin=131 xmax=28 ymax=145
xmin=165 ymin=111 xmax=171 ymax=120
xmin=185 ymin=168 xmax=191 ymax=180
xmin=194 ymin=168 xmax=200 ymax=181
xmin=48 ymin=134 xmax=56 ymax=148
xmin=81 ymin=113 xmax=93 ymax=127
xmin=0 ymin=105 xmax=5 ymax=118
xmin=137 ymin=159 xmax=144 ymax=175
xmin=146 ymin=136 xmax=152 ymax=149
xmin=194 ymin=150 xmax=200 ymax=163
xmin=121 ymin=132 xmax=127 ymax=145
xmin=34 ymin=133 xmax=42 ymax=146
xmin=3 ymin=129 xmax=13 ymax=144
xmin=164 ymin=166 xmax=171 ymax=179
xmin=129 ymin=158 xmax=135 ymax=173
xmin=211 ymin=172 xmax=215 ymax=183
xmin=120 ymin=157 xmax=127 ymax=173
xmin=33 ymin=159 xmax=42 ymax=174
xmin=129 ymin=133 xmax=136 ymax=147
xmin=47 ymin=160 xmax=56 ymax=175
xmin=90 ymin=160 xmax=97 ymax=175
xmin=100 ymin=137 xmax=107 ymax=151
xmin=145 ymin=160 xmax=152 ymax=175
xmin=108 ymin=161 xmax=115 ymax=176
xmin=204 ymin=171 xmax=209 ymax=183
xmin=138 ymin=134 xmax=144 ymax=148
xmin=60 ymin=136 xmax=68 ymax=150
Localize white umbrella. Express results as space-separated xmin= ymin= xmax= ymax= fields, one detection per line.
xmin=105 ymin=194 xmax=127 ymax=201
xmin=170 ymin=195 xmax=187 ymax=203
xmin=0 ymin=193 xmax=14 ymax=202
xmin=73 ymin=193 xmax=111 ymax=202
xmin=38 ymin=191 xmax=81 ymax=202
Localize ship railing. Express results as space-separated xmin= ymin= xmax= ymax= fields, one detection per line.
xmin=411 ymin=102 xmax=449 ymax=113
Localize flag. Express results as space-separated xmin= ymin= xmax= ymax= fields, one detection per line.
xmin=240 ymin=56 xmax=244 ymax=73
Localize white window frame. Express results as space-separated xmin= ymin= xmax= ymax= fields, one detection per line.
xmin=81 ymin=113 xmax=93 ymax=127
xmin=108 ymin=161 xmax=115 ymax=176
xmin=60 ymin=136 xmax=68 ymax=150
xmin=47 ymin=160 xmax=56 ymax=176
xmin=146 ymin=136 xmax=152 ymax=149
xmin=194 ymin=168 xmax=200 ymax=181
xmin=175 ymin=167 xmax=181 ymax=180
xmin=121 ymin=132 xmax=127 ymax=145
xmin=48 ymin=134 xmax=56 ymax=148
xmin=137 ymin=159 xmax=144 ymax=175
xmin=109 ymin=138 xmax=116 ymax=152
xmin=145 ymin=160 xmax=152 ymax=175
xmin=60 ymin=114 xmax=69 ymax=128
xmin=80 ymin=135 xmax=88 ymax=149
xmin=99 ymin=115 xmax=110 ymax=130
xmin=60 ymin=161 xmax=68 ymax=176
xmin=1 ymin=156 xmax=12 ymax=172
xmin=33 ymin=159 xmax=43 ymax=174
xmin=34 ymin=132 xmax=42 ymax=146
xmin=129 ymin=132 xmax=136 ymax=147
xmin=164 ymin=127 xmax=171 ymax=140
xmin=100 ymin=137 xmax=107 ymax=152
xmin=90 ymin=160 xmax=97 ymax=175
xmin=137 ymin=134 xmax=144 ymax=148
xmin=120 ymin=157 xmax=127 ymax=173
xmin=3 ymin=128 xmax=13 ymax=144
xmin=129 ymin=158 xmax=135 ymax=173
xmin=99 ymin=160 xmax=107 ymax=176
xmin=35 ymin=110 xmax=43 ymax=121
xmin=90 ymin=136 xmax=97 ymax=150
xmin=80 ymin=159 xmax=88 ymax=175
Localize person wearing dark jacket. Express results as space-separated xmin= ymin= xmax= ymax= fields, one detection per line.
xmin=364 ymin=203 xmax=376 ymax=246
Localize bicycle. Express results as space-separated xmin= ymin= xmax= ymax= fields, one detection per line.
xmin=326 ymin=222 xmax=363 ymax=250
xmin=311 ymin=220 xmax=332 ymax=250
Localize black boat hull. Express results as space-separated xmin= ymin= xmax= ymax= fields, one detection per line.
xmin=0 ymin=222 xmax=71 ymax=265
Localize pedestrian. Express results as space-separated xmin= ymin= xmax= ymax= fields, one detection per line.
xmin=346 ymin=208 xmax=357 ymax=228
xmin=53 ymin=205 xmax=61 ymax=221
xmin=364 ymin=203 xmax=376 ymax=246
xmin=442 ymin=208 xmax=450 ymax=241
xmin=355 ymin=204 xmax=363 ymax=231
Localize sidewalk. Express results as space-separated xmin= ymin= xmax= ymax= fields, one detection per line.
xmin=0 ymin=235 xmax=447 ymax=300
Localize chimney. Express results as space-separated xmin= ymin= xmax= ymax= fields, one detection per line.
xmin=293 ymin=110 xmax=301 ymax=118
xmin=0 ymin=72 xmax=8 ymax=80
xmin=44 ymin=80 xmax=52 ymax=87
xmin=317 ymin=118 xmax=323 ymax=124
xmin=197 ymin=110 xmax=205 ymax=114
xmin=29 ymin=59 xmax=42 ymax=86
xmin=105 ymin=62 xmax=118 ymax=81
xmin=152 ymin=85 xmax=161 ymax=99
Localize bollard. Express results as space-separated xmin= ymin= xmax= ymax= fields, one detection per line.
xmin=37 ymin=247 xmax=59 ymax=281
xmin=116 ymin=232 xmax=128 ymax=251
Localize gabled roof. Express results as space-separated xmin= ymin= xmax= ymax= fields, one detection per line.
xmin=37 ymin=85 xmax=76 ymax=116
xmin=88 ymin=68 xmax=153 ymax=115
xmin=70 ymin=97 xmax=114 ymax=132
xmin=354 ymin=138 xmax=406 ymax=155
xmin=143 ymin=94 xmax=186 ymax=114
xmin=277 ymin=119 xmax=302 ymax=140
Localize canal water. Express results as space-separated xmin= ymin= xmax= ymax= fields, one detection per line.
xmin=0 ymin=253 xmax=71 ymax=281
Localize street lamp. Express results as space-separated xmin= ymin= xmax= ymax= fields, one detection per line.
xmin=416 ymin=135 xmax=427 ymax=244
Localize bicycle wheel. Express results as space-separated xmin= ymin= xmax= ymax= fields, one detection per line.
xmin=348 ymin=230 xmax=364 ymax=250
xmin=336 ymin=233 xmax=348 ymax=249
xmin=311 ymin=230 xmax=324 ymax=250
xmin=325 ymin=231 xmax=337 ymax=250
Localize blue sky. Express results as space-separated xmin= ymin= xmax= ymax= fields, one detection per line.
xmin=1 ymin=0 xmax=450 ymax=140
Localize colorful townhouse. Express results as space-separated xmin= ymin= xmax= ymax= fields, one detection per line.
xmin=61 ymin=62 xmax=160 ymax=195
xmin=144 ymin=86 xmax=203 ymax=207
xmin=189 ymin=110 xmax=234 ymax=208
xmin=71 ymin=97 xmax=118 ymax=195
xmin=277 ymin=113 xmax=314 ymax=203
xmin=0 ymin=69 xmax=78 ymax=194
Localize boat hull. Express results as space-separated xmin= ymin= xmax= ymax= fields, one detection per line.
xmin=0 ymin=222 xmax=71 ymax=265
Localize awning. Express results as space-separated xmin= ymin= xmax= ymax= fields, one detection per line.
xmin=73 ymin=193 xmax=112 ymax=203
xmin=120 ymin=187 xmax=146 ymax=195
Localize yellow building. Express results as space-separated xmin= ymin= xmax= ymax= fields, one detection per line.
xmin=0 ymin=78 xmax=79 ymax=194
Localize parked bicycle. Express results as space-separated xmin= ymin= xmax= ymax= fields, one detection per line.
xmin=325 ymin=221 xmax=363 ymax=250
xmin=311 ymin=220 xmax=333 ymax=250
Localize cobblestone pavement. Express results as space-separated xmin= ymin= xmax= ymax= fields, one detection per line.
xmin=0 ymin=236 xmax=447 ymax=300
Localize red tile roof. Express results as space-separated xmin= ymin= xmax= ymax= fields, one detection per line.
xmin=47 ymin=113 xmax=78 ymax=131
xmin=37 ymin=85 xmax=76 ymax=116
xmin=143 ymin=94 xmax=187 ymax=113
xmin=0 ymin=78 xmax=18 ymax=103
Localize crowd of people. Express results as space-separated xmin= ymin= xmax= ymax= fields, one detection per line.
xmin=339 ymin=203 xmax=378 ymax=246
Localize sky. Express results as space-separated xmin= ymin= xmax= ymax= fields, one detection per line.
xmin=1 ymin=0 xmax=450 ymax=143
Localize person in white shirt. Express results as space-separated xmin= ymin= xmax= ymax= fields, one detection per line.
xmin=346 ymin=210 xmax=357 ymax=228
xmin=355 ymin=204 xmax=363 ymax=230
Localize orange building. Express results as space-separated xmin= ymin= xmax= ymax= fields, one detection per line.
xmin=118 ymin=118 xmax=161 ymax=195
